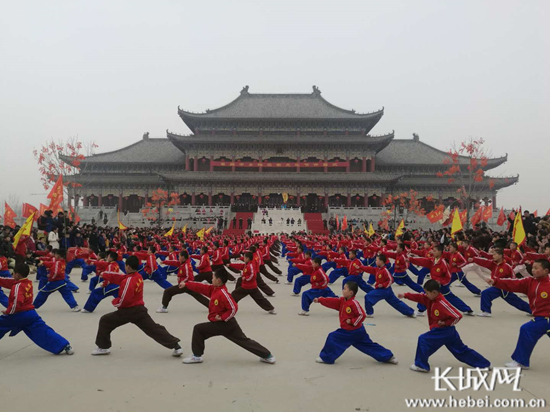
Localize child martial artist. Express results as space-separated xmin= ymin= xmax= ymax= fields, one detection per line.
xmin=91 ymin=256 xmax=183 ymax=356
xmin=139 ymin=246 xmax=172 ymax=289
xmin=156 ymin=251 xmax=210 ymax=313
xmin=34 ymin=249 xmax=81 ymax=312
xmin=473 ymin=248 xmax=531 ymax=318
xmin=191 ymin=246 xmax=214 ymax=283
xmin=180 ymin=269 xmax=276 ymax=364
xmin=313 ymin=281 xmax=398 ymax=365
xmin=398 ymin=279 xmax=491 ymax=372
xmin=0 ymin=263 xmax=74 ymax=355
xmin=0 ymin=252 xmax=12 ymax=307
xmin=485 ymin=259 xmax=550 ymax=369
xmin=298 ymin=258 xmax=337 ymax=316
xmin=81 ymin=252 xmax=123 ymax=313
xmin=229 ymin=252 xmax=276 ymax=314
xmin=362 ymin=254 xmax=416 ymax=318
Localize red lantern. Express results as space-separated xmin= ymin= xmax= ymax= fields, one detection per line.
xmin=182 ymin=194 xmax=187 ymax=198
xmin=336 ymin=196 xmax=340 ymax=200
xmin=354 ymin=159 xmax=358 ymax=163
xmin=252 ymin=195 xmax=256 ymax=199
xmin=373 ymin=195 xmax=377 ymax=199
xmin=199 ymin=194 xmax=204 ymax=199
xmin=219 ymin=195 xmax=223 ymax=198
xmin=108 ymin=195 xmax=113 ymax=199
xmin=318 ymin=195 xmax=323 ymax=199
xmin=201 ymin=158 xmax=206 ymax=163
xmin=236 ymin=195 xmax=240 ymax=199
xmin=356 ymin=196 xmax=360 ymax=200
xmin=137 ymin=196 xmax=142 ymax=200
xmin=124 ymin=196 xmax=129 ymax=200
xmin=264 ymin=196 xmax=269 ymax=199
xmin=289 ymin=196 xmax=294 ymax=199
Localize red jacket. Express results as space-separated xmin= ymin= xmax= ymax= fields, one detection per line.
xmin=101 ymin=262 xmax=120 ymax=287
xmin=0 ymin=278 xmax=34 ymax=314
xmin=310 ymin=267 xmax=329 ymax=289
xmin=363 ymin=266 xmax=393 ymax=289
xmin=143 ymin=254 xmax=159 ymax=275
xmin=473 ymin=258 xmax=514 ymax=280
xmin=404 ymin=292 xmax=462 ymax=330
xmin=385 ymin=251 xmax=409 ymax=273
xmin=185 ymin=282 xmax=237 ymax=322
xmin=102 ymin=272 xmax=144 ymax=308
xmin=318 ymin=296 xmax=366 ymax=331
xmin=164 ymin=260 xmax=195 ymax=283
xmin=43 ymin=259 xmax=66 ymax=282
xmin=494 ymin=275 xmax=550 ymax=317
xmin=409 ymin=257 xmax=451 ymax=286
xmin=443 ymin=251 xmax=467 ymax=274
xmin=211 ymin=249 xmax=223 ymax=266
xmin=295 ymin=261 xmax=314 ymax=275
xmin=0 ymin=256 xmax=8 ymax=272
xmin=192 ymin=254 xmax=212 ymax=273
xmin=229 ymin=262 xmax=257 ymax=289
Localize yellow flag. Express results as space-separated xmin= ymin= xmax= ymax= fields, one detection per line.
xmin=395 ymin=219 xmax=405 ymax=237
xmin=512 ymin=208 xmax=526 ymax=245
xmin=164 ymin=220 xmax=176 ymax=237
xmin=451 ymin=208 xmax=463 ymax=236
xmin=181 ymin=223 xmax=188 ymax=233
xmin=13 ymin=212 xmax=35 ymax=249
xmin=205 ymin=225 xmax=214 ymax=234
xmin=368 ymin=223 xmax=375 ymax=237
xmin=196 ymin=228 xmax=206 ymax=240
xmin=282 ymin=193 xmax=288 ymax=203
xmin=118 ymin=211 xmax=128 ymax=231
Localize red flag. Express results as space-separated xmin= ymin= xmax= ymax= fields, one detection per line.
xmin=471 ymin=207 xmax=483 ymax=226
xmin=482 ymin=206 xmax=493 ymax=222
xmin=335 ymin=214 xmax=340 ymax=230
xmin=22 ymin=203 xmax=39 ymax=221
xmin=341 ymin=215 xmax=348 ymax=231
xmin=459 ymin=210 xmax=467 ymax=225
xmin=3 ymin=202 xmax=17 ymax=228
xmin=442 ymin=213 xmax=453 ymax=227
xmin=546 ymin=208 xmax=550 ymax=216
xmin=69 ymin=205 xmax=81 ymax=224
xmin=533 ymin=210 xmax=538 ymax=218
xmin=39 ymin=203 xmax=48 ymax=216
xmin=508 ymin=210 xmax=516 ymax=221
xmin=426 ymin=207 xmax=444 ymax=224
xmin=497 ymin=208 xmax=506 ymax=226
xmin=47 ymin=175 xmax=64 ymax=212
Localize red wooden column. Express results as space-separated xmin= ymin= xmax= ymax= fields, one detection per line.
xmin=83 ymin=196 xmax=89 ymax=207
xmin=296 ymin=156 xmax=300 ymax=173
xmin=231 ymin=156 xmax=236 ymax=172
xmin=230 ymin=192 xmax=234 ymax=205
xmin=185 ymin=154 xmax=189 ymax=171
xmin=370 ymin=157 xmax=375 ymax=172
xmin=324 ymin=156 xmax=328 ymax=173
xmin=191 ymin=192 xmax=196 ymax=206
xmin=259 ymin=156 xmax=263 ymax=172
xmin=98 ymin=195 xmax=102 ymax=207
xmin=347 ymin=193 xmax=351 ymax=207
xmin=210 ymin=156 xmax=214 ymax=172
xmin=258 ymin=193 xmax=262 ymax=205
xmin=118 ymin=193 xmax=123 ymax=212
xmin=194 ymin=157 xmax=198 ymax=172
xmin=362 ymin=157 xmax=367 ymax=172
xmin=208 ymin=192 xmax=212 ymax=206
xmin=346 ymin=156 xmax=350 ymax=173
xmin=364 ymin=191 xmax=369 ymax=207
xmin=324 ymin=193 xmax=329 ymax=209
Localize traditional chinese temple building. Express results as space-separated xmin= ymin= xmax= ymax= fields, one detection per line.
xmin=66 ymin=86 xmax=517 ymax=217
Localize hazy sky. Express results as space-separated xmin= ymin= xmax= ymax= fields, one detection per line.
xmin=1 ymin=1 xmax=548 ymax=215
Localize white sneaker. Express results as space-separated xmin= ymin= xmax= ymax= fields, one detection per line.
xmin=407 ymin=313 xmax=417 ymax=318
xmin=415 ymin=310 xmax=425 ymax=317
xmin=298 ymin=310 xmax=309 ymax=316
xmin=268 ymin=309 xmax=277 ymax=315
xmin=315 ymin=357 xmax=326 ymax=364
xmin=172 ymin=348 xmax=183 ymax=357
xmin=454 ymin=283 xmax=465 ymax=288
xmin=71 ymin=306 xmax=81 ymax=312
xmin=386 ymin=356 xmax=399 ymax=365
xmin=474 ymin=294 xmax=481 ymax=298
xmin=260 ymin=355 xmax=276 ymax=364
xmin=477 ymin=312 xmax=492 ymax=318
xmin=269 ymin=293 xmax=276 ymax=297
xmin=91 ymin=348 xmax=111 ymax=356
xmin=464 ymin=311 xmax=475 ymax=316
xmin=366 ymin=314 xmax=374 ymax=318
xmin=505 ymin=360 xmax=529 ymax=370
xmin=64 ymin=345 xmax=74 ymax=355
xmin=87 ymin=290 xmax=92 ymax=294
xmin=156 ymin=307 xmax=169 ymax=313
xmin=81 ymin=309 xmax=90 ymax=313
xmin=291 ymin=293 xmax=300 ymax=297
xmin=284 ymin=281 xmax=292 ymax=285
xmin=183 ymin=355 xmax=203 ymax=364
xmin=410 ymin=364 xmax=429 ymax=373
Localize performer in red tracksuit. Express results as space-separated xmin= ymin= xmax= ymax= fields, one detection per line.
xmin=0 ymin=263 xmax=74 ymax=355
xmin=192 ymin=246 xmax=214 ymax=283
xmin=156 ymin=251 xmax=210 ymax=313
xmin=313 ymin=281 xmax=397 ymax=365
xmin=229 ymin=252 xmax=276 ymax=314
xmin=92 ymin=256 xmax=182 ymax=356
xmin=138 ymin=247 xmax=172 ymax=289
xmin=486 ymin=259 xmax=550 ymax=369
xmin=181 ymin=269 xmax=276 ymax=364
xmin=298 ymin=258 xmax=337 ymax=316
xmin=399 ymin=279 xmax=490 ymax=372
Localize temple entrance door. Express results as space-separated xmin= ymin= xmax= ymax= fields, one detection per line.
xmin=305 ymin=193 xmax=324 ymax=213
xmin=126 ymin=195 xmax=141 ymax=213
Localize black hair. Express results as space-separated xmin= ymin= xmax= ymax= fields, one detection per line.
xmin=377 ymin=254 xmax=387 ymax=263
xmin=313 ymin=257 xmax=322 ymax=265
xmin=98 ymin=252 xmax=107 ymax=259
xmin=213 ymin=268 xmax=228 ymax=284
xmin=449 ymin=242 xmax=458 ymax=250
xmin=493 ymin=248 xmax=504 ymax=257
xmin=244 ymin=251 xmax=254 ymax=261
xmin=126 ymin=255 xmax=140 ymax=271
xmin=349 ymin=249 xmax=357 ymax=256
xmin=250 ymin=246 xmax=256 ymax=253
xmin=344 ymin=281 xmax=358 ymax=296
xmin=305 ymin=250 xmax=312 ymax=257
xmin=213 ymin=241 xmax=219 ymax=248
xmin=534 ymin=259 xmax=550 ymax=271
xmin=201 ymin=246 xmax=209 ymax=253
xmin=55 ymin=249 xmax=66 ymax=259
xmin=14 ymin=263 xmax=30 ymax=278
xmin=180 ymin=250 xmax=189 ymax=260
xmin=433 ymin=244 xmax=444 ymax=253
xmin=544 ymin=243 xmax=550 ymax=250
xmin=423 ymin=279 xmax=440 ymax=292
xmin=109 ymin=251 xmax=118 ymax=261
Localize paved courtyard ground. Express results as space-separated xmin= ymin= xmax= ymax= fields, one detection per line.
xmin=1 ymin=262 xmax=548 ymax=412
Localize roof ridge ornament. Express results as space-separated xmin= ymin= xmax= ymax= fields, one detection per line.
xmin=412 ymin=133 xmax=419 ymax=142
xmin=312 ymin=85 xmax=321 ymax=96
xmin=143 ymin=132 xmax=149 ymax=140
xmin=240 ymin=85 xmax=249 ymax=95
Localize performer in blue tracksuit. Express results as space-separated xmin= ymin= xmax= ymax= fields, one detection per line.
xmin=0 ymin=253 xmax=12 ymax=307
xmin=0 ymin=263 xmax=74 ymax=355
xmin=298 ymin=259 xmax=337 ymax=316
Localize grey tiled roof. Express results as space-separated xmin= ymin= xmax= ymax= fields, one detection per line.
xmin=158 ymin=171 xmax=403 ymax=184
xmin=396 ymin=175 xmax=518 ymax=188
xmin=178 ymin=86 xmax=383 ymax=120
xmin=75 ymin=138 xmax=185 ymax=164
xmin=376 ymin=139 xmax=507 ymax=170
xmin=67 ymin=173 xmax=165 ymax=184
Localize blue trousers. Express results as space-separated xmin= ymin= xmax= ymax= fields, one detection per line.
xmin=512 ymin=317 xmax=550 ymax=367
xmin=83 ymin=284 xmax=119 ymax=312
xmin=139 ymin=269 xmax=172 ymax=289
xmin=81 ymin=264 xmax=96 ymax=281
xmin=0 ymin=271 xmax=12 ymax=307
xmin=0 ymin=310 xmax=69 ymax=354
xmin=319 ymin=326 xmax=394 ymax=364
xmin=293 ymin=275 xmax=310 ymax=294
xmin=480 ymin=287 xmax=531 ymax=314
xmin=64 ymin=275 xmax=79 ymax=292
xmin=89 ymin=276 xmax=101 ymax=292
xmin=322 ymin=261 xmax=337 ymax=272
xmin=365 ymin=288 xmax=415 ymax=316
xmin=37 ymin=266 xmax=48 ymax=283
xmin=34 ymin=281 xmax=79 ymax=309
xmin=302 ymin=288 xmax=337 ymax=311
xmin=117 ymin=260 xmax=126 ymax=273
xmin=450 ymin=271 xmax=481 ymax=295
xmin=164 ymin=266 xmax=179 ymax=276
xmin=328 ymin=268 xmax=348 ymax=284
xmin=393 ymin=272 xmax=425 ymax=293
xmin=408 ymin=264 xmax=430 ymax=285
xmin=66 ymin=258 xmax=86 ymax=274
xmin=342 ymin=275 xmax=374 ymax=294
xmin=415 ymin=326 xmax=490 ymax=371
xmin=287 ymin=266 xmax=302 ymax=283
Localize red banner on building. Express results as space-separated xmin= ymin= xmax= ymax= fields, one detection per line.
xmin=212 ymin=160 xmax=349 ymax=168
